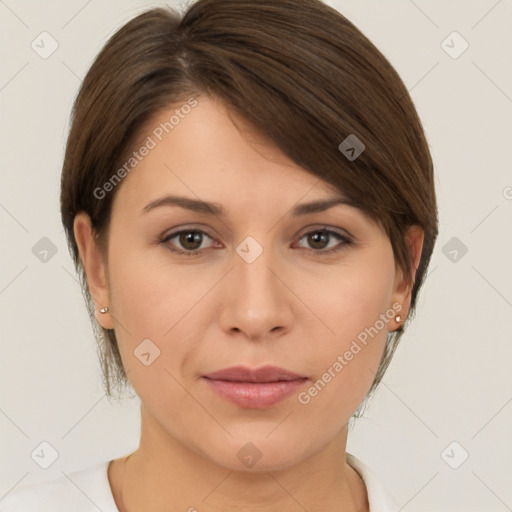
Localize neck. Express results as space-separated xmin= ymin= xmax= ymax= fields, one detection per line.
xmin=109 ymin=405 xmax=368 ymax=512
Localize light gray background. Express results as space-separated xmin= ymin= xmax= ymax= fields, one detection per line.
xmin=1 ymin=0 xmax=511 ymax=510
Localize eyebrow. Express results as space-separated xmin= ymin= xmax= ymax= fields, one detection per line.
xmin=141 ymin=194 xmax=355 ymax=217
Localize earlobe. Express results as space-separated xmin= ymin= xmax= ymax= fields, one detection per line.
xmin=391 ymin=225 xmax=425 ymax=329
xmin=73 ymin=213 xmax=114 ymax=329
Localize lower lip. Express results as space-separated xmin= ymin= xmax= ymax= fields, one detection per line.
xmin=203 ymin=377 xmax=308 ymax=409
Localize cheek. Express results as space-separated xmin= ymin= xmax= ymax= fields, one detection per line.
xmin=294 ymin=247 xmax=396 ymax=405
xmin=107 ymin=240 xmax=212 ymax=336
xmin=297 ymin=243 xmax=396 ymax=342
xmin=105 ymin=240 xmax=225 ymax=390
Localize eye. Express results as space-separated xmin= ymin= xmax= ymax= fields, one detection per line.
xmin=161 ymin=229 xmax=217 ymax=256
xmin=160 ymin=227 xmax=352 ymax=257
xmin=294 ymin=228 xmax=352 ymax=255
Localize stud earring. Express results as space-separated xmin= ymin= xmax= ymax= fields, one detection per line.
xmin=100 ymin=307 xmax=109 ymax=314
xmin=395 ymin=314 xmax=403 ymax=323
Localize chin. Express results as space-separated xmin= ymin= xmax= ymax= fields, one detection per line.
xmin=202 ymin=434 xmax=314 ymax=474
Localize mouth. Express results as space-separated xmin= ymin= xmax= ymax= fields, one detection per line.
xmin=202 ymin=365 xmax=308 ymax=409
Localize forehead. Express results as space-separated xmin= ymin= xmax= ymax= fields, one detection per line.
xmin=114 ymin=96 xmax=345 ymax=209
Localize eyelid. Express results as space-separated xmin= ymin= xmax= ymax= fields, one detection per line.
xmin=295 ymin=224 xmax=353 ymax=240
xmin=161 ymin=224 xmax=218 ymax=241
xmin=161 ymin=224 xmax=352 ymax=243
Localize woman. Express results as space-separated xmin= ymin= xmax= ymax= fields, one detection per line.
xmin=2 ymin=0 xmax=437 ymax=510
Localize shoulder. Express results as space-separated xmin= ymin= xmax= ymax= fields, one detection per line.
xmin=0 ymin=460 xmax=119 ymax=512
xmin=346 ymin=453 xmax=400 ymax=512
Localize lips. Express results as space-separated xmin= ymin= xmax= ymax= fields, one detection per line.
xmin=202 ymin=365 xmax=308 ymax=409
xmin=203 ymin=365 xmax=306 ymax=383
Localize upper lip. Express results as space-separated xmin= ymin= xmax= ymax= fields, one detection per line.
xmin=203 ymin=365 xmax=306 ymax=383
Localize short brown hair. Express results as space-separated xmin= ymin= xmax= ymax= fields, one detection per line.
xmin=61 ymin=0 xmax=438 ymax=404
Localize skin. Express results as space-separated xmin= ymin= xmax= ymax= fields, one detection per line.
xmin=74 ymin=96 xmax=424 ymax=512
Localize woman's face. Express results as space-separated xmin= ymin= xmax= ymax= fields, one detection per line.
xmin=77 ymin=96 xmax=420 ymax=471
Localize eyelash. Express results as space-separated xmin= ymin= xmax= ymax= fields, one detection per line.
xmin=159 ymin=227 xmax=353 ymax=257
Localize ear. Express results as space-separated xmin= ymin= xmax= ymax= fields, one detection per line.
xmin=391 ymin=225 xmax=424 ymax=328
xmin=73 ymin=212 xmax=114 ymax=329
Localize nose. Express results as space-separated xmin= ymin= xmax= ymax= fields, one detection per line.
xmin=218 ymin=239 xmax=294 ymax=342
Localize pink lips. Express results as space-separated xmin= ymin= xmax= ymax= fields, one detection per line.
xmin=202 ymin=365 xmax=308 ymax=409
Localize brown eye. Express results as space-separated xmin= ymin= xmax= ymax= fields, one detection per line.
xmin=178 ymin=231 xmax=203 ymax=250
xmin=161 ymin=229 xmax=215 ymax=256
xmin=296 ymin=229 xmax=352 ymax=254
xmin=307 ymin=231 xmax=330 ymax=250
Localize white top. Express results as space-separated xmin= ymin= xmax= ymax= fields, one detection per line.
xmin=0 ymin=453 xmax=399 ymax=511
